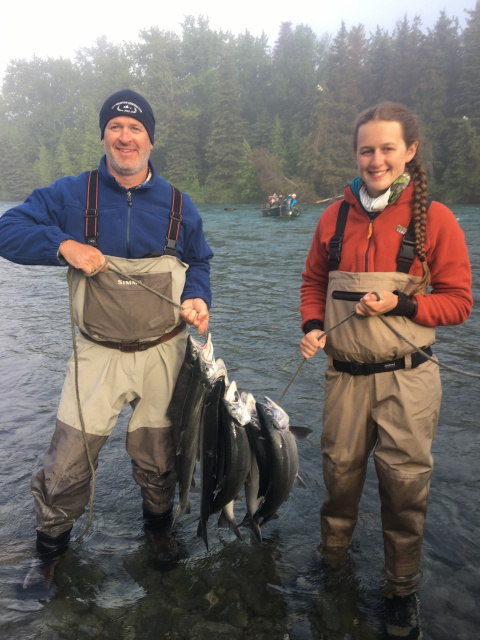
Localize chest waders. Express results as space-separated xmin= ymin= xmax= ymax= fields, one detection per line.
xmin=31 ymin=174 xmax=189 ymax=551
xmin=319 ymin=201 xmax=442 ymax=598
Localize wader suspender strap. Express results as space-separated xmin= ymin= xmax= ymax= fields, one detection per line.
xmin=84 ymin=173 xmax=183 ymax=256
xmin=395 ymin=217 xmax=416 ymax=273
xmin=328 ymin=200 xmax=350 ymax=271
xmin=85 ymin=170 xmax=99 ymax=247
xmin=163 ymin=185 xmax=183 ymax=256
xmin=328 ymin=200 xmax=418 ymax=273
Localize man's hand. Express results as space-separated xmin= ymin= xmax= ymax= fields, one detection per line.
xmin=300 ymin=329 xmax=326 ymax=359
xmin=180 ymin=298 xmax=209 ymax=334
xmin=58 ymin=239 xmax=107 ymax=274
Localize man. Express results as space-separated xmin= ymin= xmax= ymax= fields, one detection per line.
xmin=0 ymin=89 xmax=213 ymax=579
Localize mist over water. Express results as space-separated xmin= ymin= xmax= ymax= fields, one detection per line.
xmin=0 ymin=202 xmax=479 ymax=639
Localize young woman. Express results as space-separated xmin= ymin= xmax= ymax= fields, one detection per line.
xmin=299 ymin=102 xmax=472 ymax=625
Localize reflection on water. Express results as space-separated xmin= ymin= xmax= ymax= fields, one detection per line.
xmin=0 ymin=202 xmax=479 ymax=639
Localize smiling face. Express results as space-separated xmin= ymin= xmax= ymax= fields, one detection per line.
xmin=102 ymin=116 xmax=153 ymax=187
xmin=356 ymin=120 xmax=418 ymax=197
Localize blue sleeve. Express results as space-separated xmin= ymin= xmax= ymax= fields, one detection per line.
xmin=178 ymin=197 xmax=213 ymax=307
xmin=0 ymin=186 xmax=75 ymax=266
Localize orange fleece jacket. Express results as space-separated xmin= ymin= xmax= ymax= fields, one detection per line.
xmin=300 ymin=183 xmax=473 ymax=329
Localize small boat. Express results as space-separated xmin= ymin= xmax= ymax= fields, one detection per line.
xmin=262 ymin=195 xmax=299 ymax=218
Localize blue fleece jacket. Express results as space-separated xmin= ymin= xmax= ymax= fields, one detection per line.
xmin=0 ymin=157 xmax=213 ymax=306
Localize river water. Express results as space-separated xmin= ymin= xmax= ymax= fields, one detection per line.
xmin=0 ymin=201 xmax=478 ymax=640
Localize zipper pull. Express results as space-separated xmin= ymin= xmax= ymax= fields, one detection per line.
xmin=127 ymin=191 xmax=133 ymax=207
xmin=367 ymin=221 xmax=373 ymax=239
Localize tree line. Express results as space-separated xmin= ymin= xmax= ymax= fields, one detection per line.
xmin=1 ymin=4 xmax=480 ymax=204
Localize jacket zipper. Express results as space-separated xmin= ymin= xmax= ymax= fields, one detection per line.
xmin=365 ymin=220 xmax=373 ymax=271
xmin=126 ymin=190 xmax=133 ymax=256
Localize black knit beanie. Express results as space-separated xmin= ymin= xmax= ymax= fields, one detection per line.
xmin=99 ymin=89 xmax=155 ymax=144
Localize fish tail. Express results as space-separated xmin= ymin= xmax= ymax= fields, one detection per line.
xmin=218 ymin=511 xmax=243 ymax=541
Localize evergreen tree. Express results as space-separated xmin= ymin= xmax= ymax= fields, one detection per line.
xmin=33 ymin=145 xmax=55 ymax=187
xmin=456 ymin=1 xmax=480 ymax=125
xmin=234 ymin=30 xmax=271 ymax=124
xmin=164 ymin=104 xmax=201 ymax=196
xmin=363 ymin=27 xmax=393 ymax=105
xmin=204 ymin=52 xmax=247 ymax=201
xmin=416 ymin=13 xmax=462 ymax=185
xmin=271 ymin=115 xmax=287 ymax=171
xmin=79 ymin=105 xmax=104 ymax=171
xmin=234 ymin=140 xmax=264 ymax=202
xmin=383 ymin=16 xmax=425 ymax=107
xmin=0 ymin=125 xmax=33 ymax=199
xmin=56 ymin=134 xmax=76 ymax=178
xmin=442 ymin=118 xmax=480 ymax=203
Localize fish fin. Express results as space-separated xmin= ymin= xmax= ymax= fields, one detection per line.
xmin=232 ymin=524 xmax=243 ymax=541
xmin=295 ymin=474 xmax=308 ymax=489
xmin=260 ymin=512 xmax=279 ymax=527
xmin=213 ymin=476 xmax=227 ymax=495
xmin=239 ymin=514 xmax=250 ymax=527
xmin=289 ymin=425 xmax=313 ymax=439
xmin=217 ymin=510 xmax=228 ymax=529
xmin=217 ymin=511 xmax=243 ymax=540
xmin=196 ymin=519 xmax=209 ymax=551
xmin=250 ymin=521 xmax=263 ymax=544
xmin=240 ymin=514 xmax=263 ymax=543
xmin=172 ymin=504 xmax=182 ymax=528
xmin=176 ymin=440 xmax=183 ymax=456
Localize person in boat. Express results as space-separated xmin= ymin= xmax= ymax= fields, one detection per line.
xmin=299 ymin=102 xmax=472 ymax=636
xmin=0 ymin=89 xmax=213 ymax=584
xmin=267 ymin=193 xmax=278 ymax=208
xmin=290 ymin=193 xmax=297 ymax=208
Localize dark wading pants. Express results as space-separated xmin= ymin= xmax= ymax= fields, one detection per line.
xmin=31 ymin=331 xmax=187 ymax=539
xmin=320 ymin=358 xmax=442 ymax=597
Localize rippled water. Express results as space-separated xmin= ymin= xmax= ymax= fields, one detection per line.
xmin=0 ymin=201 xmax=479 ymax=640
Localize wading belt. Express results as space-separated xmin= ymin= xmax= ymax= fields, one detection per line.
xmin=328 ymin=200 xmax=416 ymax=273
xmin=84 ymin=170 xmax=183 ymax=256
xmin=333 ymin=346 xmax=433 ymax=376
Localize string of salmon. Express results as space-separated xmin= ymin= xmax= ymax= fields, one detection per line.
xmin=278 ymin=290 xmax=479 ymax=404
xmin=67 ymin=258 xmax=208 ymax=542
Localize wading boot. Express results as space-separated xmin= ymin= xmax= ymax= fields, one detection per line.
xmin=22 ymin=528 xmax=72 ymax=595
xmin=384 ymin=592 xmax=423 ymax=639
xmin=143 ymin=506 xmax=181 ymax=570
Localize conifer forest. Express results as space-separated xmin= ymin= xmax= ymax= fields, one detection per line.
xmin=1 ymin=4 xmax=480 ymax=204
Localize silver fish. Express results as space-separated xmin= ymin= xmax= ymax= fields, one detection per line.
xmin=173 ymin=334 xmax=218 ymax=528
xmin=251 ymin=397 xmax=300 ymax=530
xmin=169 ymin=334 xmax=203 ymax=451
xmin=197 ymin=372 xmax=226 ymax=550
xmin=211 ymin=381 xmax=252 ymax=541
xmin=241 ymin=393 xmax=268 ymax=542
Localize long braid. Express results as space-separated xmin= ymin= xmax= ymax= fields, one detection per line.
xmin=408 ymin=155 xmax=430 ymax=294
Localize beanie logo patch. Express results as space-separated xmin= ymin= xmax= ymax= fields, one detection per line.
xmin=112 ymin=101 xmax=143 ymax=115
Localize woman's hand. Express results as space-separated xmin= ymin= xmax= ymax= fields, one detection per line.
xmin=300 ymin=329 xmax=326 ymax=359
xmin=355 ymin=291 xmax=398 ymax=317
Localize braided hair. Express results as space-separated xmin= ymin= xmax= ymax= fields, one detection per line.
xmin=353 ymin=102 xmax=430 ymax=293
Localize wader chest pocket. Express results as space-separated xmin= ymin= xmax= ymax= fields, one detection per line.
xmin=332 ymin=290 xmax=368 ymax=302
xmin=83 ymin=271 xmax=175 ymax=341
